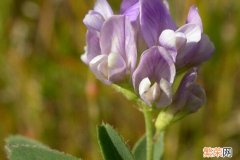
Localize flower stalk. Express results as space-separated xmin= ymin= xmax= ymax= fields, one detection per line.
xmin=143 ymin=107 xmax=153 ymax=160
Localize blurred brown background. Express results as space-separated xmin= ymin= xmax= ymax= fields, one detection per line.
xmin=0 ymin=0 xmax=239 ymax=159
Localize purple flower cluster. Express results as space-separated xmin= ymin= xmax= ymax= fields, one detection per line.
xmin=82 ymin=0 xmax=214 ymax=111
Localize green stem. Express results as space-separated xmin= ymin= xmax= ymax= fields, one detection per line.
xmin=143 ymin=108 xmax=153 ymax=160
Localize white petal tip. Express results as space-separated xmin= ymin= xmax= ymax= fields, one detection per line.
xmin=139 ymin=77 xmax=151 ymax=96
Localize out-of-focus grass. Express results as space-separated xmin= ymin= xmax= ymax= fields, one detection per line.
xmin=0 ymin=0 xmax=239 ymax=159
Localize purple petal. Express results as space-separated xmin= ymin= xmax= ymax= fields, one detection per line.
xmin=120 ymin=0 xmax=139 ymax=22
xmin=120 ymin=0 xmax=139 ymax=13
xmin=174 ymin=69 xmax=197 ymax=104
xmin=132 ymin=46 xmax=175 ymax=92
xmin=176 ymin=34 xmax=215 ymax=69
xmin=174 ymin=68 xmax=206 ymax=113
xmin=100 ymin=15 xmax=137 ymax=72
xmin=176 ymin=42 xmax=197 ymax=69
xmin=122 ymin=2 xmax=139 ymax=22
xmin=140 ymin=0 xmax=176 ymax=47
xmin=81 ymin=30 xmax=101 ymax=64
xmin=188 ymin=34 xmax=215 ymax=66
xmin=187 ymin=6 xmax=203 ymax=32
xmin=83 ymin=10 xmax=105 ymax=31
xmin=174 ymin=68 xmax=202 ymax=112
xmin=134 ymin=19 xmax=148 ymax=54
xmin=94 ymin=0 xmax=113 ymax=20
xmin=186 ymin=84 xmax=206 ymax=112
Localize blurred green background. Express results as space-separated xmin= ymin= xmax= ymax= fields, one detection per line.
xmin=0 ymin=0 xmax=239 ymax=159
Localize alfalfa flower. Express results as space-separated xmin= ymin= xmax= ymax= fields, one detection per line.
xmin=81 ymin=0 xmax=137 ymax=84
xmin=89 ymin=16 xmax=137 ymax=84
xmin=81 ymin=1 xmax=215 ymax=159
xmin=132 ymin=46 xmax=175 ymax=108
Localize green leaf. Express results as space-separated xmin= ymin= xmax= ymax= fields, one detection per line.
xmin=132 ymin=135 xmax=146 ymax=160
xmin=132 ymin=133 xmax=164 ymax=160
xmin=5 ymin=135 xmax=81 ymax=160
xmin=98 ymin=123 xmax=135 ymax=160
xmin=6 ymin=135 xmax=48 ymax=148
xmin=153 ymin=132 xmax=164 ymax=160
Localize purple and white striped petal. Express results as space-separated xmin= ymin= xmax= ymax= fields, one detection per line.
xmin=132 ymin=46 xmax=175 ymax=107
xmin=100 ymin=15 xmax=137 ymax=72
xmin=83 ymin=10 xmax=105 ymax=31
xmin=140 ymin=0 xmax=176 ymax=47
xmin=187 ymin=6 xmax=203 ymax=32
xmin=81 ymin=30 xmax=101 ymax=64
xmin=94 ymin=0 xmax=113 ymax=20
xmin=132 ymin=46 xmax=175 ymax=91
